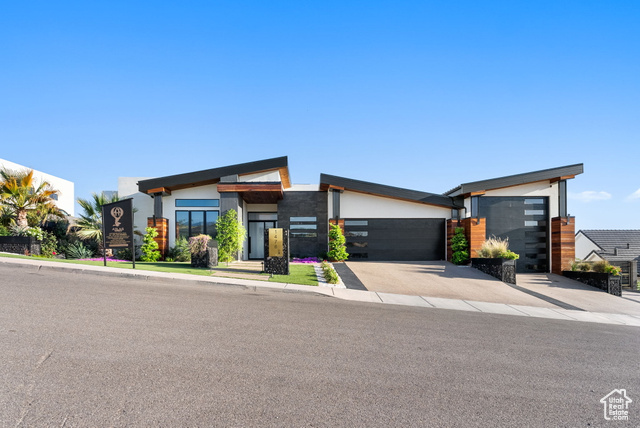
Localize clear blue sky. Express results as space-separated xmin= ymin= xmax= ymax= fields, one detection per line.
xmin=1 ymin=1 xmax=638 ymax=230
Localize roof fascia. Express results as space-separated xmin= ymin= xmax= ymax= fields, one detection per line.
xmin=320 ymin=173 xmax=459 ymax=209
xmin=138 ymin=156 xmax=290 ymax=194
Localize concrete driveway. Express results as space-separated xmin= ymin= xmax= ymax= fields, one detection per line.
xmin=345 ymin=261 xmax=640 ymax=316
xmin=516 ymin=273 xmax=640 ymax=316
xmin=345 ymin=261 xmax=557 ymax=307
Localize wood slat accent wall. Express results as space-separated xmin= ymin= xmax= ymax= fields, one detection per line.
xmin=460 ymin=218 xmax=486 ymax=258
xmin=147 ymin=217 xmax=169 ymax=260
xmin=217 ymin=183 xmax=283 ymax=193
xmin=551 ymin=216 xmax=575 ymax=274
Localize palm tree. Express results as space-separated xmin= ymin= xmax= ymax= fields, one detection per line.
xmin=75 ymin=192 xmax=122 ymax=245
xmin=0 ymin=169 xmax=60 ymax=228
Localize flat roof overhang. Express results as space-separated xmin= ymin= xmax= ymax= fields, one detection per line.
xmin=217 ymin=182 xmax=284 ymax=204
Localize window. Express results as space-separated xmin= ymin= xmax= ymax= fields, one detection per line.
xmin=344 ymin=220 xmax=368 ymax=226
xmin=249 ymin=212 xmax=277 ymax=221
xmin=290 ymin=216 xmax=317 ymax=238
xmin=291 ymin=216 xmax=316 ymax=222
xmin=525 ymin=221 xmax=538 ymax=226
xmin=524 ymin=199 xmax=545 ymax=205
xmin=524 ymin=210 xmax=545 ymax=216
xmin=345 ymin=231 xmax=368 ymax=237
xmin=175 ymin=199 xmax=219 ymax=207
xmin=176 ymin=210 xmax=219 ymax=239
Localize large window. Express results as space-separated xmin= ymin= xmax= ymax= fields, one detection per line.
xmin=175 ymin=199 xmax=219 ymax=207
xmin=176 ymin=210 xmax=219 ymax=239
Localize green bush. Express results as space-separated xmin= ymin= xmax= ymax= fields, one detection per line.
xmin=570 ymin=259 xmax=621 ymax=276
xmin=321 ymin=261 xmax=339 ymax=284
xmin=10 ymin=225 xmax=44 ymax=240
xmin=64 ymin=241 xmax=94 ymax=259
xmin=140 ymin=227 xmax=161 ymax=262
xmin=216 ymin=209 xmax=246 ymax=264
xmin=327 ymin=223 xmax=348 ymax=262
xmin=451 ymin=227 xmax=469 ymax=265
xmin=167 ymin=236 xmax=191 ymax=262
xmin=40 ymin=231 xmax=58 ymax=258
xmin=0 ymin=224 xmax=8 ymax=236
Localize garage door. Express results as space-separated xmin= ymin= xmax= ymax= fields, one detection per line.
xmin=343 ymin=218 xmax=446 ymax=261
xmin=478 ymin=197 xmax=549 ymax=273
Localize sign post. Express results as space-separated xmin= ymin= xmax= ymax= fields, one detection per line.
xmin=264 ymin=228 xmax=289 ymax=275
xmin=102 ymin=198 xmax=135 ymax=269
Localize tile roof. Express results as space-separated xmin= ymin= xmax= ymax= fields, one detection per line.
xmin=580 ymin=230 xmax=640 ymax=264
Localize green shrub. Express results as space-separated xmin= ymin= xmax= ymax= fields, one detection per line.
xmin=451 ymin=227 xmax=469 ymax=265
xmin=327 ymin=223 xmax=348 ymax=262
xmin=591 ymin=260 xmax=608 ymax=273
xmin=321 ymin=261 xmax=339 ymax=284
xmin=140 ymin=227 xmax=161 ymax=262
xmin=10 ymin=225 xmax=44 ymax=240
xmin=116 ymin=248 xmax=134 ymax=261
xmin=216 ymin=209 xmax=246 ymax=264
xmin=40 ymin=231 xmax=58 ymax=258
xmin=168 ymin=236 xmax=191 ymax=262
xmin=64 ymin=241 xmax=94 ymax=259
xmin=570 ymin=259 xmax=620 ymax=276
xmin=0 ymin=225 xmax=8 ymax=236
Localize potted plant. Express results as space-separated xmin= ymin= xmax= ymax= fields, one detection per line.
xmin=189 ymin=234 xmax=218 ymax=268
xmin=563 ymin=260 xmax=622 ymax=296
xmin=471 ymin=236 xmax=519 ymax=284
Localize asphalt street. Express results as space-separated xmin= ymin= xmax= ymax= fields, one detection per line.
xmin=1 ymin=264 xmax=638 ymax=427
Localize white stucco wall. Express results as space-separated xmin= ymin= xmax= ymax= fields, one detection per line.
xmin=339 ymin=191 xmax=451 ymax=219
xmin=575 ymin=232 xmax=601 ymax=260
xmin=240 ymin=171 xmax=281 ymax=182
xmin=0 ymin=158 xmax=75 ymax=216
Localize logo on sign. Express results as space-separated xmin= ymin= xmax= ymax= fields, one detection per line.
xmin=111 ymin=206 xmax=124 ymax=227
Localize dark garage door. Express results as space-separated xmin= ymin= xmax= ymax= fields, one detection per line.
xmin=478 ymin=196 xmax=549 ymax=273
xmin=343 ymin=218 xmax=445 ymax=261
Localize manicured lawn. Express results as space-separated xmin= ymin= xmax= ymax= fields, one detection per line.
xmin=0 ymin=253 xmax=319 ymax=286
xmin=269 ymin=264 xmax=318 ymax=286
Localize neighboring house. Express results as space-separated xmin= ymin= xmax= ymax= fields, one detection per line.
xmin=0 ymin=158 xmax=75 ymax=216
xmin=576 ymin=229 xmax=640 ymax=285
xmin=118 ymin=156 xmax=582 ymax=274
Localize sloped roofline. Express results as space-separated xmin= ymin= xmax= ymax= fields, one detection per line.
xmin=138 ymin=156 xmax=290 ymax=194
xmin=320 ymin=173 xmax=460 ymax=209
xmin=576 ymin=230 xmax=604 ymax=252
xmin=443 ymin=163 xmax=584 ymax=196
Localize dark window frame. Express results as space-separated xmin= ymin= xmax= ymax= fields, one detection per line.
xmin=176 ymin=210 xmax=219 ymax=239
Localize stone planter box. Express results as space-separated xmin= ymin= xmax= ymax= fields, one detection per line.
xmin=190 ymin=242 xmax=218 ymax=268
xmin=0 ymin=236 xmax=41 ymax=256
xmin=471 ymin=258 xmax=516 ymax=285
xmin=563 ymin=271 xmax=622 ymax=297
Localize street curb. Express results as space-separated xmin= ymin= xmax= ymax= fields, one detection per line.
xmin=1 ymin=257 xmax=639 ymax=327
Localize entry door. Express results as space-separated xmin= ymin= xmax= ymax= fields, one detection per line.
xmin=248 ymin=221 xmax=276 ymax=259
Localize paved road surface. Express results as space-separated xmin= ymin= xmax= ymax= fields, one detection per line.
xmin=1 ymin=265 xmax=638 ymax=427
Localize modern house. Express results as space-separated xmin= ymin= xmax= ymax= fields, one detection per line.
xmin=576 ymin=229 xmax=640 ymax=286
xmin=118 ymin=156 xmax=582 ymax=274
xmin=0 ymin=158 xmax=75 ymax=216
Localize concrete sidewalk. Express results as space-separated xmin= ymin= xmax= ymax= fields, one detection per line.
xmin=2 ymin=257 xmax=639 ymax=327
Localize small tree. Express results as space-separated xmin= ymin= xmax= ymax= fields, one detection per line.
xmin=327 ymin=223 xmax=348 ymax=262
xmin=451 ymin=227 xmax=469 ymax=265
xmin=140 ymin=227 xmax=160 ymax=262
xmin=216 ymin=209 xmax=246 ymax=265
